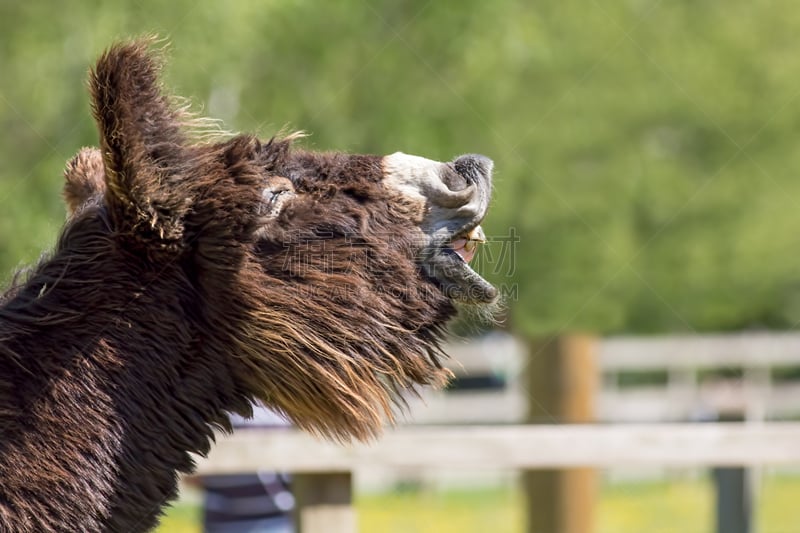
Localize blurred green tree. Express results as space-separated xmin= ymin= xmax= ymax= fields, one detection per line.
xmin=2 ymin=0 xmax=800 ymax=336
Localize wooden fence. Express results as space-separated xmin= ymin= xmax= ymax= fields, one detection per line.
xmin=404 ymin=331 xmax=800 ymax=425
xmin=190 ymin=332 xmax=800 ymax=532
xmin=194 ymin=423 xmax=800 ymax=533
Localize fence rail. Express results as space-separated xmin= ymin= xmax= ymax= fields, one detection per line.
xmin=600 ymin=332 xmax=800 ymax=369
xmin=191 ymin=423 xmax=800 ymax=533
xmin=194 ymin=422 xmax=800 ymax=474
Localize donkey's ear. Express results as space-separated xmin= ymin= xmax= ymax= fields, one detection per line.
xmin=63 ymin=147 xmax=105 ymax=215
xmin=89 ymin=38 xmax=189 ymax=253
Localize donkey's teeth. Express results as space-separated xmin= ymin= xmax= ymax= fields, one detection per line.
xmin=466 ymin=225 xmax=486 ymax=243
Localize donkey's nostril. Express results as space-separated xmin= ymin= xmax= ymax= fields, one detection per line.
xmin=382 ymin=151 xmax=491 ymax=209
xmin=453 ymin=154 xmax=493 ymax=183
xmin=440 ymin=165 xmax=469 ymax=192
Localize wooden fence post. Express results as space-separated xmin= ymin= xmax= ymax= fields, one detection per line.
xmin=713 ymin=466 xmax=752 ymax=533
xmin=292 ymin=472 xmax=355 ymax=533
xmin=713 ymin=414 xmax=753 ymax=533
xmin=523 ymin=335 xmax=597 ymax=533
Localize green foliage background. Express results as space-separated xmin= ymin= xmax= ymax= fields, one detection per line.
xmin=2 ymin=1 xmax=800 ymax=336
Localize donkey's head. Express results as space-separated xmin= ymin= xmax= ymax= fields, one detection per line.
xmin=67 ymin=40 xmax=497 ymax=440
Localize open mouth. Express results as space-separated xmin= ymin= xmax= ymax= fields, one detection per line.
xmin=449 ymin=225 xmax=486 ymax=264
xmin=422 ymin=223 xmax=496 ymax=305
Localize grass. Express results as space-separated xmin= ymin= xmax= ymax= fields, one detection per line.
xmin=157 ymin=474 xmax=800 ymax=532
xmin=156 ymin=501 xmax=201 ymax=533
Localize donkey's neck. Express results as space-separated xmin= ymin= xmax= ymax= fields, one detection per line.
xmin=0 ymin=241 xmax=246 ymax=532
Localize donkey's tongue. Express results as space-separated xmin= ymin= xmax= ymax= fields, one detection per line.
xmin=451 ymin=239 xmax=476 ymax=263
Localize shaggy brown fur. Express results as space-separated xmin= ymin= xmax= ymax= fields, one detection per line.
xmin=0 ymin=39 xmax=495 ymax=532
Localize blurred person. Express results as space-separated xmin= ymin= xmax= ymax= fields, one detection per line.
xmin=197 ymin=406 xmax=294 ymax=533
